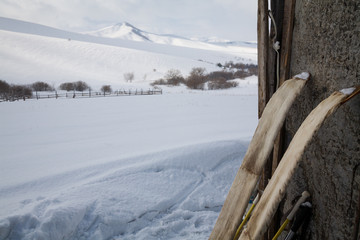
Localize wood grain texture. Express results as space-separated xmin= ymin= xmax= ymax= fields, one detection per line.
xmin=209 ymin=76 xmax=309 ymax=240
xmin=239 ymin=89 xmax=359 ymax=240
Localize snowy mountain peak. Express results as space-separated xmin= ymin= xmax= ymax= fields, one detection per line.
xmin=110 ymin=22 xmax=142 ymax=34
xmin=87 ymin=22 xmax=150 ymax=41
xmin=85 ymin=21 xmax=257 ymax=49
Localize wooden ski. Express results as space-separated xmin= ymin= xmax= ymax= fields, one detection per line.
xmin=239 ymin=86 xmax=360 ymax=240
xmin=209 ymin=73 xmax=310 ymax=240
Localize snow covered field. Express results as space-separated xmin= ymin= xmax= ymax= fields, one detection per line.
xmin=0 ymin=80 xmax=258 ymax=239
xmin=0 ymin=17 xmax=259 ymax=239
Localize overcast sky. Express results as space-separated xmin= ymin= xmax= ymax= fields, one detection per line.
xmin=0 ymin=0 xmax=257 ymax=41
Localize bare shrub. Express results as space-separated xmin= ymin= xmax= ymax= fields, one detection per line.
xmin=164 ymin=69 xmax=185 ymax=86
xmin=0 ymin=80 xmax=10 ymax=100
xmin=234 ymin=70 xmax=251 ymax=79
xmin=222 ymin=61 xmax=258 ymax=78
xmin=1 ymin=80 xmax=33 ymax=100
xmin=10 ymin=84 xmax=32 ymax=100
xmin=208 ymin=71 xmax=234 ymax=81
xmin=151 ymin=79 xmax=167 ymax=86
xmin=208 ymin=77 xmax=238 ymax=90
xmin=185 ymin=67 xmax=207 ymax=90
xmin=32 ymin=82 xmax=54 ymax=92
xmin=59 ymin=81 xmax=90 ymax=91
xmin=124 ymin=72 xmax=134 ymax=83
xmin=247 ymin=64 xmax=258 ymax=76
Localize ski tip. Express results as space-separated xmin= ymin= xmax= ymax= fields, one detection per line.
xmin=302 ymin=191 xmax=310 ymax=198
xmin=340 ymin=87 xmax=357 ymax=95
xmin=293 ymin=72 xmax=310 ymax=81
xmin=340 ymin=86 xmax=360 ymax=104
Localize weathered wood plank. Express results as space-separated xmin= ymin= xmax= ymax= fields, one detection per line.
xmin=257 ymin=0 xmax=269 ymax=119
xmin=279 ymin=0 xmax=296 ymax=85
xmin=209 ymin=76 xmax=309 ymax=240
xmin=239 ymin=87 xmax=360 ymax=240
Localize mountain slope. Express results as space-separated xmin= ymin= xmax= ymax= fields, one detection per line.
xmin=0 ymin=17 xmax=257 ymax=90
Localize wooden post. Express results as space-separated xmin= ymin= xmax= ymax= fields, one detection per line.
xmin=272 ymin=0 xmax=296 ymax=185
xmin=266 ymin=0 xmax=297 ymax=239
xmin=279 ymin=0 xmax=296 ymax=85
xmin=258 ymin=0 xmax=293 ymax=239
xmin=257 ymin=0 xmax=269 ymax=118
xmin=257 ymin=3 xmax=276 ymax=238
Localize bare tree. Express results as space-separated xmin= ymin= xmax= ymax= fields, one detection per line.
xmin=101 ymin=85 xmax=112 ymax=95
xmin=59 ymin=81 xmax=90 ymax=92
xmin=31 ymin=82 xmax=54 ymax=92
xmin=59 ymin=82 xmax=75 ymax=91
xmin=124 ymin=72 xmax=134 ymax=83
xmin=74 ymin=81 xmax=90 ymax=92
xmin=0 ymin=80 xmax=10 ymax=100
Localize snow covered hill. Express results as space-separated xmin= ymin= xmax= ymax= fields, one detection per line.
xmin=0 ymin=17 xmax=257 ymax=90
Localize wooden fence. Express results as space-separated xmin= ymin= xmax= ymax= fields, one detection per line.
xmin=1 ymin=89 xmax=162 ymax=102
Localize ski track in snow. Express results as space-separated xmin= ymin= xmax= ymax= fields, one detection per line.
xmin=0 ymin=140 xmax=248 ymax=240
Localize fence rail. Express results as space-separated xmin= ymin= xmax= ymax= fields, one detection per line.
xmin=0 ymin=89 xmax=162 ymax=102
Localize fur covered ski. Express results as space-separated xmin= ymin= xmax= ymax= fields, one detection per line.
xmin=209 ymin=73 xmax=310 ymax=240
xmin=239 ymin=86 xmax=360 ymax=240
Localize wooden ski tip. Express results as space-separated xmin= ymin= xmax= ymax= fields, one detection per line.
xmin=302 ymin=190 xmax=310 ymax=198
xmin=287 ymin=191 xmax=310 ymax=221
xmin=340 ymin=86 xmax=360 ymax=104
xmin=293 ymin=72 xmax=310 ymax=81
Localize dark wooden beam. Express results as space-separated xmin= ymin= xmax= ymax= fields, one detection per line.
xmin=257 ymin=0 xmax=269 ymax=119
xmin=270 ymin=1 xmax=296 ymax=239
xmin=279 ymin=0 xmax=296 ymax=85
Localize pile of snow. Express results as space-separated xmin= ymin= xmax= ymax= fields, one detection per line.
xmin=0 ymin=83 xmax=258 ymax=239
